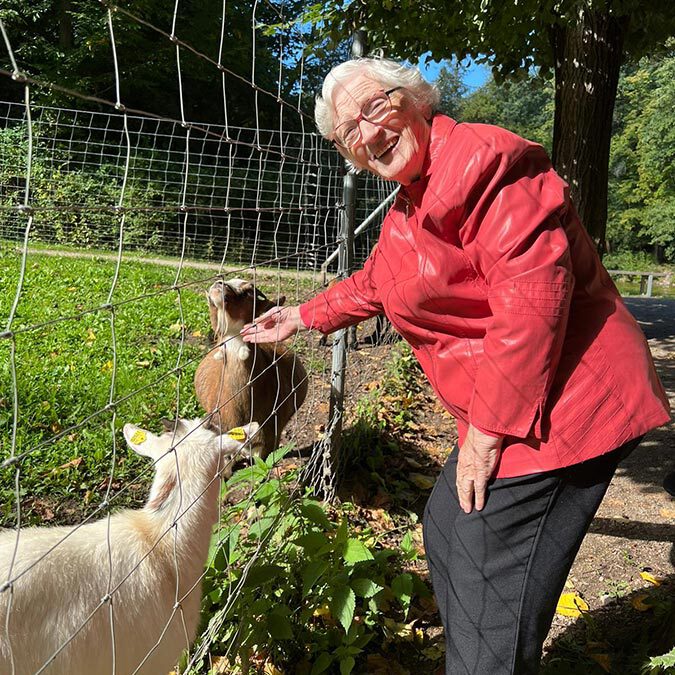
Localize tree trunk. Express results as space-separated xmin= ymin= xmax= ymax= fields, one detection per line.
xmin=59 ymin=0 xmax=73 ymax=51
xmin=549 ymin=9 xmax=628 ymax=256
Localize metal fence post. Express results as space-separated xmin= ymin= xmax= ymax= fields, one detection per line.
xmin=322 ymin=30 xmax=367 ymax=499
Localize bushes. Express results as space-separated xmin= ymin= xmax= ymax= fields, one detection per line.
xmin=192 ymin=451 xmax=430 ymax=675
xmin=0 ymin=125 xmax=168 ymax=250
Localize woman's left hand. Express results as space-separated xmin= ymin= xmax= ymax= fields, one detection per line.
xmin=456 ymin=425 xmax=504 ymax=514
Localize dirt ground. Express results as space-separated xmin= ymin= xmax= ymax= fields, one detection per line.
xmin=287 ymin=297 xmax=675 ymax=664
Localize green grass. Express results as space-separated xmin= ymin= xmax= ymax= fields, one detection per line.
xmin=612 ymin=277 xmax=675 ymax=298
xmin=0 ymin=248 xmax=320 ymax=527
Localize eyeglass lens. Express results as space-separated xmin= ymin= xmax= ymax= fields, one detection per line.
xmin=336 ymin=92 xmax=393 ymax=147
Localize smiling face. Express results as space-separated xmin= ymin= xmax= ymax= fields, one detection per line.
xmin=330 ymin=72 xmax=432 ymax=185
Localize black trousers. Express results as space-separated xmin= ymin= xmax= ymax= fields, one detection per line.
xmin=423 ymin=438 xmax=641 ymax=674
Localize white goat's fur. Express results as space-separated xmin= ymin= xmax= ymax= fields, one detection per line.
xmin=0 ymin=418 xmax=257 ymax=675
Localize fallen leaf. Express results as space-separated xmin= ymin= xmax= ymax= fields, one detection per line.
xmin=403 ymin=455 xmax=423 ymax=469
xmin=640 ymin=571 xmax=662 ymax=586
xmin=409 ymin=473 xmax=436 ymax=490
xmin=313 ymin=604 xmax=331 ymax=618
xmin=211 ymin=656 xmax=230 ymax=674
xmin=631 ymin=593 xmax=652 ymax=612
xmin=421 ymin=642 xmax=446 ymax=660
xmin=556 ymin=592 xmax=589 ymax=617
xmin=589 ymin=653 xmax=612 ymax=672
xmin=55 ymin=457 xmax=82 ymax=471
xmin=192 ymin=330 xmax=203 ymax=337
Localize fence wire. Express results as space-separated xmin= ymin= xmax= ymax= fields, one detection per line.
xmin=0 ymin=3 xmax=394 ymax=673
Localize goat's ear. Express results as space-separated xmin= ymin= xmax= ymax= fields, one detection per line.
xmin=123 ymin=424 xmax=164 ymax=460
xmin=159 ymin=417 xmax=189 ymax=436
xmin=255 ymin=295 xmax=285 ymax=316
xmin=216 ymin=422 xmax=260 ymax=452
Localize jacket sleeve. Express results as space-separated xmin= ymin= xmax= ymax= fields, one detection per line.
xmin=457 ymin=136 xmax=574 ymax=439
xmin=299 ymin=246 xmax=384 ymax=334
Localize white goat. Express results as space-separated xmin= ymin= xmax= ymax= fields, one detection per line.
xmin=0 ymin=418 xmax=257 ymax=675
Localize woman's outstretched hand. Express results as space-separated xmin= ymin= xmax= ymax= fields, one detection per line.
xmin=456 ymin=424 xmax=504 ymax=514
xmin=240 ymin=304 xmax=307 ymax=343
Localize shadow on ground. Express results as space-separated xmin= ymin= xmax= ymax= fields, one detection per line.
xmin=541 ymin=576 xmax=675 ymax=674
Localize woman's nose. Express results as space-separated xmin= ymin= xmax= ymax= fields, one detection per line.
xmin=358 ymin=118 xmax=381 ymax=145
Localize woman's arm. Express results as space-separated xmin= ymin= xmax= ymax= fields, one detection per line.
xmin=241 ymin=247 xmax=384 ymax=343
xmin=459 ymin=138 xmax=574 ymax=440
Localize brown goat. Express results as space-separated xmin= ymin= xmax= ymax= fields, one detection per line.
xmin=194 ymin=278 xmax=308 ymax=457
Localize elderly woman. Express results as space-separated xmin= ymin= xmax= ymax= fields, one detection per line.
xmin=241 ymin=58 xmax=670 ymax=673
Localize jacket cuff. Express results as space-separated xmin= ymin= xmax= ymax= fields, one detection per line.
xmin=299 ymin=297 xmax=332 ymax=334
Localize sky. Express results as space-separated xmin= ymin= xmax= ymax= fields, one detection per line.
xmin=415 ymin=53 xmax=491 ymax=93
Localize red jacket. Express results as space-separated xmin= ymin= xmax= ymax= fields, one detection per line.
xmin=300 ymin=114 xmax=670 ymax=477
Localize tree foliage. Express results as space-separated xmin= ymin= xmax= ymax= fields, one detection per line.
xmin=442 ymin=54 xmax=675 ymax=262
xmin=608 ymin=48 xmax=675 ymax=259
xmin=0 ymin=0 xmax=330 ymax=127
xmin=459 ymin=76 xmax=554 ymax=152
xmin=310 ymin=0 xmax=675 ymax=81
xmin=305 ymin=0 xmax=675 ymax=252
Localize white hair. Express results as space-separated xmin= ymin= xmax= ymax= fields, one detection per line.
xmin=314 ymin=56 xmax=440 ymax=139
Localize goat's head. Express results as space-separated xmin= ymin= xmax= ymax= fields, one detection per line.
xmin=206 ymin=279 xmax=285 ymax=339
xmin=123 ymin=418 xmax=259 ymax=511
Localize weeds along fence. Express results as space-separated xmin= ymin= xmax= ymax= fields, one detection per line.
xmin=0 ymin=4 xmax=397 ymax=673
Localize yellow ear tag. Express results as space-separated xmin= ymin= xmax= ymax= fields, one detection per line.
xmin=226 ymin=427 xmax=247 ymax=442
xmin=131 ymin=430 xmax=147 ymax=444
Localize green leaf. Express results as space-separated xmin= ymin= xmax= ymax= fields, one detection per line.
xmin=294 ymin=531 xmax=330 ymax=553
xmin=254 ymin=456 xmax=269 ymax=472
xmin=302 ymin=560 xmax=330 ymax=597
xmin=343 ymin=538 xmax=374 ymax=565
xmin=226 ymin=463 xmax=268 ymax=488
xmin=400 ymin=531 xmax=416 ymax=558
xmin=391 ymin=573 xmax=414 ymax=616
xmin=299 ymin=501 xmax=333 ymax=531
xmin=267 ymin=610 xmax=293 ymax=640
xmin=335 ymin=517 xmax=349 ymax=546
xmin=265 ymin=443 xmax=294 ymax=468
xmin=351 ymin=577 xmax=383 ymax=598
xmin=310 ymin=652 xmax=333 ymax=675
xmin=254 ymin=479 xmax=280 ymax=503
xmin=648 ymin=645 xmax=675 ymax=668
xmin=331 ymin=586 xmax=356 ymax=633
xmin=340 ymin=656 xmax=356 ymax=675
xmin=242 ymin=563 xmax=284 ymax=588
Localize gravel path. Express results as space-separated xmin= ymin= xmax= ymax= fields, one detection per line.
xmin=545 ymin=297 xmax=675 ymax=650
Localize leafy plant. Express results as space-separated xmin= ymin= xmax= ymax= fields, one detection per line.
xmin=191 ymin=450 xmax=430 ymax=674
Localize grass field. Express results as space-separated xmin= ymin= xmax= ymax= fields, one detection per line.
xmin=0 ymin=248 xmax=321 ymax=527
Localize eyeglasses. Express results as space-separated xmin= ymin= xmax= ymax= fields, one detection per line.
xmin=333 ymin=87 xmax=402 ymax=148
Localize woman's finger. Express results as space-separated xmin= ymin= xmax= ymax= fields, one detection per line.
xmin=457 ymin=478 xmax=474 ymax=514
xmin=473 ymin=475 xmax=488 ymax=511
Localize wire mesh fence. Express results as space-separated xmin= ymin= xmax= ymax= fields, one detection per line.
xmin=0 ymin=2 xmax=398 ymax=673
xmin=0 ymin=100 xmax=390 ymax=270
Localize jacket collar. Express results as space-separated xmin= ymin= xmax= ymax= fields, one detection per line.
xmin=401 ymin=113 xmax=457 ymax=202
